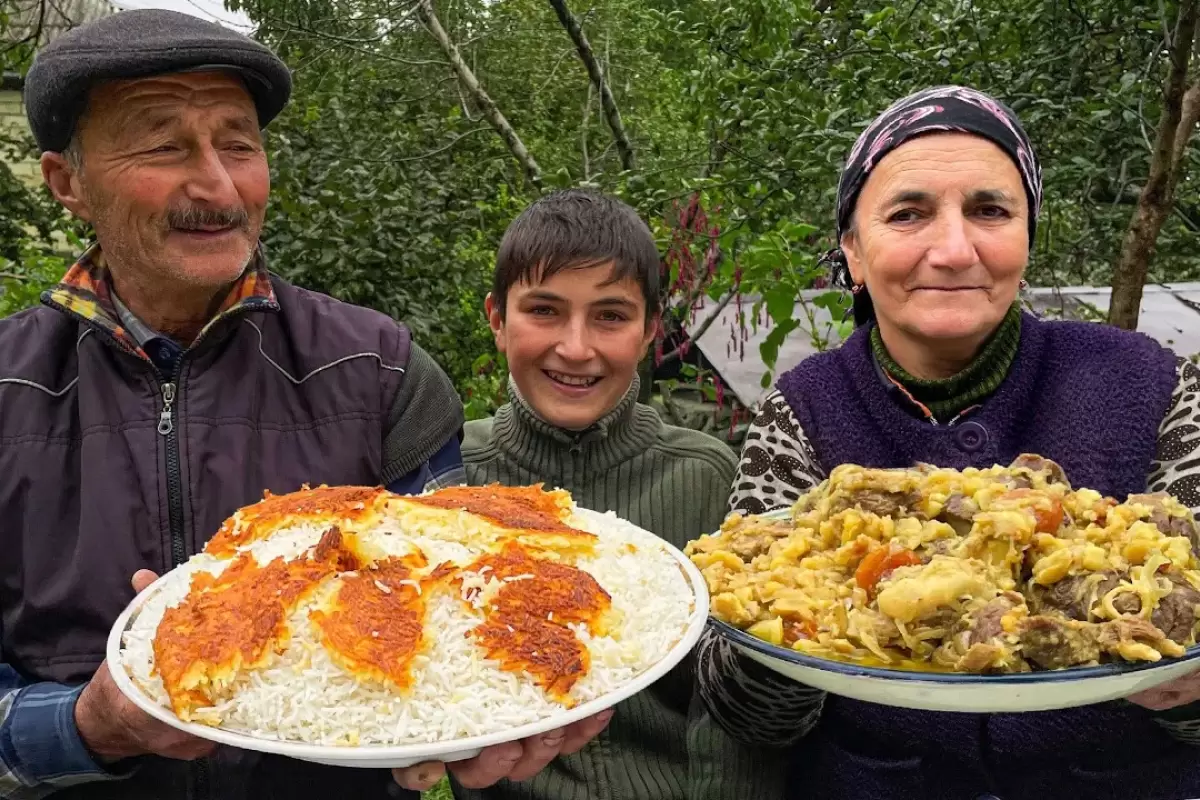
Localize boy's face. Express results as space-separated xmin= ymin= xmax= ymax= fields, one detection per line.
xmin=487 ymin=262 xmax=656 ymax=431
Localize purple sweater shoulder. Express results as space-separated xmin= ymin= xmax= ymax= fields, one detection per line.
xmin=775 ymin=313 xmax=1179 ymax=499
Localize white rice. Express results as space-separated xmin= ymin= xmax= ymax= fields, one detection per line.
xmin=119 ymin=505 xmax=693 ymax=746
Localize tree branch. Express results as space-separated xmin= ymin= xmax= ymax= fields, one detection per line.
xmin=1172 ymin=79 xmax=1200 ymax=174
xmin=581 ymin=80 xmax=593 ymax=180
xmin=1108 ymin=0 xmax=1198 ymax=330
xmin=659 ymin=290 xmax=736 ymax=366
xmin=416 ymin=0 xmax=542 ymax=189
xmin=547 ymin=0 xmax=636 ymax=172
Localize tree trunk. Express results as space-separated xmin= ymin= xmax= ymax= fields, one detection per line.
xmin=416 ymin=0 xmax=543 ymax=190
xmin=548 ymin=0 xmax=636 ymax=172
xmin=1108 ymin=0 xmax=1199 ymax=329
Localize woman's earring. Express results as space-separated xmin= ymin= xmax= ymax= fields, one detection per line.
xmin=851 ymin=283 xmax=865 ymax=295
xmin=1019 ymin=279 xmax=1029 ymax=291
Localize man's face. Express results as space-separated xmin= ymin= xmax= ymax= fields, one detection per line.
xmin=487 ymin=263 xmax=655 ymax=431
xmin=45 ymin=70 xmax=269 ymax=292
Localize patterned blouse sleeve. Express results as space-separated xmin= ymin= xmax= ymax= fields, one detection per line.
xmin=1147 ymin=358 xmax=1200 ymax=513
xmin=1145 ymin=358 xmax=1200 ymax=744
xmin=729 ymin=390 xmax=828 ymax=515
xmin=693 ymin=391 xmax=829 ymax=751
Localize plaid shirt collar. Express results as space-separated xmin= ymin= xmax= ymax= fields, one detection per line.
xmin=42 ymin=243 xmax=279 ymax=361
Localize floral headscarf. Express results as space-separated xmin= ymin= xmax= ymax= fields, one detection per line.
xmin=826 ymin=86 xmax=1043 ymax=326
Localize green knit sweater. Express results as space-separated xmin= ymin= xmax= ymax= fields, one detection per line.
xmin=453 ymin=378 xmax=767 ymax=800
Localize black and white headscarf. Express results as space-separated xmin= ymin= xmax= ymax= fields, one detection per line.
xmin=824 ymin=86 xmax=1044 ymax=326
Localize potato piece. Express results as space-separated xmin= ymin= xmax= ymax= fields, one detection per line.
xmin=1032 ymin=548 xmax=1072 ymax=586
xmin=875 ymin=557 xmax=991 ymax=623
xmin=1081 ymin=544 xmax=1110 ymax=572
xmin=747 ymin=618 xmax=784 ymax=646
xmin=712 ymin=592 xmax=754 ymax=626
xmin=691 ymin=550 xmax=744 ymax=571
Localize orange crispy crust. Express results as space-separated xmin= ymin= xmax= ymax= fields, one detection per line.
xmin=468 ymin=541 xmax=611 ymax=632
xmin=405 ymin=484 xmax=589 ymax=536
xmin=471 ymin=612 xmax=590 ymax=701
xmin=205 ymin=485 xmax=391 ymax=557
xmin=310 ymin=556 xmax=429 ymax=690
xmin=155 ymin=527 xmax=357 ymax=719
xmin=459 ymin=542 xmax=609 ymax=699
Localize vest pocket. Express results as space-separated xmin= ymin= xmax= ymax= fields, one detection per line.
xmin=796 ymin=731 xmax=926 ymax=799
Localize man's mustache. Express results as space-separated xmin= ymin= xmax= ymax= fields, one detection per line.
xmin=166 ymin=206 xmax=250 ymax=231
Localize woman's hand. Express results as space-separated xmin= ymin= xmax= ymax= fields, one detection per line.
xmin=1127 ymin=670 xmax=1200 ymax=710
xmin=391 ymin=709 xmax=614 ymax=791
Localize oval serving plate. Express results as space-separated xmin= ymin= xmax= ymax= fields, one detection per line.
xmin=708 ymin=509 xmax=1200 ymax=713
xmin=107 ymin=508 xmax=709 ymax=769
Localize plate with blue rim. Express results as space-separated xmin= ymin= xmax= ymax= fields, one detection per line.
xmin=707 ymin=510 xmax=1200 ymax=713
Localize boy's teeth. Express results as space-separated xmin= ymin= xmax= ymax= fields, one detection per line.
xmin=548 ymin=371 xmax=598 ymax=387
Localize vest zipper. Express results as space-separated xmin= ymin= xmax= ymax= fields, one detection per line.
xmin=158 ymin=382 xmax=176 ymax=435
xmin=158 ymin=379 xmax=187 ymax=568
xmin=158 ymin=373 xmax=207 ymax=798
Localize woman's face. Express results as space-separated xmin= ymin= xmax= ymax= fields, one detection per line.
xmin=843 ymin=133 xmax=1029 ymax=358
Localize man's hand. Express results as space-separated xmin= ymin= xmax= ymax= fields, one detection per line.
xmin=392 ymin=709 xmax=614 ymax=791
xmin=73 ymin=570 xmax=217 ymax=764
xmin=1128 ymin=669 xmax=1200 ymax=711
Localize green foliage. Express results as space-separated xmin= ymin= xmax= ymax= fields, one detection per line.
xmin=0 ymin=131 xmax=81 ymax=318
xmin=422 ymin=777 xmax=454 ymax=800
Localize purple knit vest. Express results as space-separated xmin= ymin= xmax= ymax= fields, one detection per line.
xmin=775 ymin=315 xmax=1193 ymax=800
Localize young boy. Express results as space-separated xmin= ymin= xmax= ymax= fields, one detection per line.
xmin=455 ymin=190 xmax=741 ymax=800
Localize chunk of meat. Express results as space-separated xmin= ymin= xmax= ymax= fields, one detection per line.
xmin=968 ymin=592 xmax=1024 ymax=645
xmin=727 ymin=523 xmax=791 ymax=561
xmin=830 ymin=490 xmax=923 ymax=519
xmin=1129 ymin=493 xmax=1200 ymax=554
xmin=1097 ymin=572 xmax=1143 ymax=616
xmin=1028 ymin=571 xmax=1139 ymax=621
xmin=1097 ymin=616 xmax=1183 ymax=661
xmin=957 ymin=643 xmax=1005 ymax=672
xmin=1150 ymin=572 xmax=1200 ymax=644
xmin=937 ymin=493 xmax=978 ymax=536
xmin=1008 ymin=455 xmax=1071 ymax=488
xmin=1017 ymin=615 xmax=1100 ymax=669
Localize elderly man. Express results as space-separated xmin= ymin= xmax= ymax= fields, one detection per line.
xmin=0 ymin=10 xmax=608 ymax=799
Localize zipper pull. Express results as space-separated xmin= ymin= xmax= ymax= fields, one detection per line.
xmin=158 ymin=382 xmax=176 ymax=436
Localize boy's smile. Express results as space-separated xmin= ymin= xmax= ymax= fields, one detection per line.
xmin=544 ymin=370 xmax=602 ymax=392
xmin=487 ymin=262 xmax=656 ymax=431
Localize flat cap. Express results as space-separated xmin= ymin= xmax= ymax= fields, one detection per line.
xmin=24 ymin=8 xmax=292 ymax=153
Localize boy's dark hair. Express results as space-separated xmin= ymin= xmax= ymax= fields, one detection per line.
xmin=493 ymin=189 xmax=662 ymax=322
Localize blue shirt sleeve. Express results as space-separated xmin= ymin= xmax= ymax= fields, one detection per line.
xmin=0 ymin=665 xmax=127 ymax=798
xmin=385 ymin=433 xmax=466 ymax=495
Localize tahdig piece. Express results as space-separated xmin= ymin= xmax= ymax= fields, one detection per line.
xmin=109 ymin=484 xmax=705 ymax=767
xmin=687 ymin=455 xmax=1200 ymax=713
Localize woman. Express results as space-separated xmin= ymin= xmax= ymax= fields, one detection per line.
xmin=697 ymin=86 xmax=1200 ymax=800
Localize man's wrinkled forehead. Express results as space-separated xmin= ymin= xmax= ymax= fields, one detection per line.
xmin=84 ymin=70 xmax=260 ymax=138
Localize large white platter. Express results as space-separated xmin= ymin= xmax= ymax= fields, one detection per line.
xmin=106 ymin=507 xmax=709 ymax=768
xmin=710 ymin=510 xmax=1200 ymax=713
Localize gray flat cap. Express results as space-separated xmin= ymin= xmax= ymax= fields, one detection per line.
xmin=24 ymin=8 xmax=292 ymax=153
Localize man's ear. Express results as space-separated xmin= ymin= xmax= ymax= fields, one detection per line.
xmin=841 ymin=229 xmax=864 ymax=287
xmin=484 ymin=293 xmax=506 ymax=354
xmin=639 ymin=312 xmax=660 ymax=358
xmin=41 ymin=152 xmax=93 ymax=222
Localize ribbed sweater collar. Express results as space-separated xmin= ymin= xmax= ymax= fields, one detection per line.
xmin=490 ymin=375 xmax=663 ymax=476
xmin=870 ymin=303 xmax=1023 ymax=422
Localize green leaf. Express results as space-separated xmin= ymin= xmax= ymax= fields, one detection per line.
xmin=763 ymin=286 xmax=795 ymax=324
xmin=759 ymin=318 xmax=800 ymax=370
